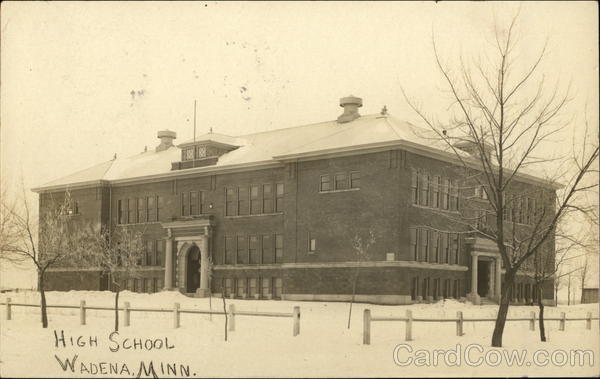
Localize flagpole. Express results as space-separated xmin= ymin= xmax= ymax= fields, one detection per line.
xmin=193 ymin=99 xmax=197 ymax=144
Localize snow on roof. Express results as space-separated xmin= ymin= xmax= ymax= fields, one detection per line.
xmin=32 ymin=113 xmax=554 ymax=191
xmin=178 ymin=132 xmax=245 ymax=148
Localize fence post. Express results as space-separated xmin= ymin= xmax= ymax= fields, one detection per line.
xmin=228 ymin=304 xmax=235 ymax=332
xmin=363 ymin=309 xmax=371 ymax=345
xmin=529 ymin=311 xmax=535 ymax=331
xmin=586 ymin=312 xmax=592 ymax=330
xmin=124 ymin=301 xmax=130 ymax=327
xmin=173 ymin=303 xmax=180 ymax=329
xmin=456 ymin=311 xmax=464 ymax=336
xmin=559 ymin=312 xmax=565 ymax=331
xmin=293 ymin=306 xmax=300 ymax=336
xmin=80 ymin=300 xmax=86 ymax=326
xmin=405 ymin=310 xmax=413 ymax=341
xmin=6 ymin=298 xmax=11 ymax=321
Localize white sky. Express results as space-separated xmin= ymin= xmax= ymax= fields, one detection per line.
xmin=1 ymin=1 xmax=598 ymax=289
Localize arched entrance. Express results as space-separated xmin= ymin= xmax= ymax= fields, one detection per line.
xmin=186 ymin=245 xmax=201 ymax=293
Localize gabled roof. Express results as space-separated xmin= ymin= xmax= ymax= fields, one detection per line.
xmin=32 ymin=113 xmax=558 ymax=192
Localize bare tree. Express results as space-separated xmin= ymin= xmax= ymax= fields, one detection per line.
xmin=83 ymin=225 xmax=145 ymax=332
xmin=347 ymin=230 xmax=375 ymax=329
xmin=526 ymin=228 xmax=587 ymax=341
xmin=403 ymin=15 xmax=599 ymax=347
xmin=1 ymin=187 xmax=87 ymax=328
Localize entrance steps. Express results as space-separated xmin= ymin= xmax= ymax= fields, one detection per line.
xmin=479 ymin=297 xmax=497 ymax=305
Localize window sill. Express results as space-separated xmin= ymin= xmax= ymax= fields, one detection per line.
xmin=225 ymin=212 xmax=283 ymax=219
xmin=319 ymin=188 xmax=360 ymax=194
xmin=116 ymin=221 xmax=162 ymax=226
xmin=411 ymin=204 xmax=460 ymax=214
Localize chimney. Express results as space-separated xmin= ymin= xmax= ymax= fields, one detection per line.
xmin=337 ymin=95 xmax=362 ymax=123
xmin=156 ymin=130 xmax=176 ymax=152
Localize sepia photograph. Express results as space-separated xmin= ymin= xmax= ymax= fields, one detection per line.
xmin=0 ymin=1 xmax=598 ymax=377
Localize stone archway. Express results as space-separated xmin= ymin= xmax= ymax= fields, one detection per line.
xmin=174 ymin=238 xmax=210 ymax=296
xmin=186 ymin=245 xmax=201 ymax=293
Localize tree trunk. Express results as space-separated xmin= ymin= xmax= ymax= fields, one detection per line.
xmin=39 ymin=271 xmax=48 ymax=328
xmin=537 ymin=286 xmax=546 ymax=342
xmin=347 ymin=266 xmax=360 ymax=329
xmin=221 ymin=287 xmax=228 ymax=342
xmin=114 ymin=288 xmax=120 ymax=332
xmin=491 ymin=270 xmax=514 ymax=347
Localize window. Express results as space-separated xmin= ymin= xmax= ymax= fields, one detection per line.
xmin=530 ymin=198 xmax=537 ymax=224
xmin=236 ymin=236 xmax=247 ymax=264
xmin=273 ymin=278 xmax=283 ymax=298
xmin=420 ymin=173 xmax=429 ymax=206
xmin=183 ymin=147 xmax=194 ymax=161
xmin=225 ymin=236 xmax=235 ymax=264
xmin=431 ymin=230 xmax=439 ymax=263
xmin=441 ymin=179 xmax=450 ymax=210
xmin=350 ymin=172 xmax=361 ymax=189
xmin=320 ymin=175 xmax=331 ymax=192
xmin=419 ymin=229 xmax=429 ymax=262
xmin=444 ymin=279 xmax=451 ymax=298
xmin=441 ymin=232 xmax=449 ymax=264
xmin=261 ymin=278 xmax=271 ymax=297
xmin=156 ymin=240 xmax=164 ymax=266
xmin=481 ymin=185 xmax=489 ymax=200
xmin=335 ymin=173 xmax=348 ymax=190
xmin=262 ymin=235 xmax=272 ymax=264
xmin=432 ymin=176 xmax=440 ymax=208
xmin=263 ymin=184 xmax=273 ymax=213
xmin=411 ymin=170 xmax=419 ymax=204
xmin=452 ymin=233 xmax=460 ymax=264
xmin=476 ymin=209 xmax=486 ymax=229
xmin=145 ymin=278 xmax=152 ymax=293
xmin=411 ymin=277 xmax=419 ymax=300
xmin=195 ymin=145 xmax=207 ymax=159
xmin=275 ymin=234 xmax=283 ymax=263
xmin=236 ymin=278 xmax=246 ymax=297
xmin=453 ymin=279 xmax=460 ymax=298
xmin=248 ymin=278 xmax=258 ymax=297
xmin=181 ymin=192 xmax=189 ymax=216
xmin=190 ymin=191 xmax=199 ymax=215
xmin=525 ymin=198 xmax=531 ymax=225
xmin=450 ymin=180 xmax=459 ymax=211
xmin=308 ymin=233 xmax=316 ymax=254
xmin=250 ymin=185 xmax=261 ymax=215
xmin=138 ymin=198 xmax=146 ymax=223
xmin=238 ymin=187 xmax=249 ymax=216
xmin=249 ymin=236 xmax=260 ymax=264
xmin=127 ymin=199 xmax=135 ymax=224
xmin=422 ymin=277 xmax=430 ymax=299
xmin=276 ymin=184 xmax=284 ymax=212
xmin=146 ymin=240 xmax=154 ymax=266
xmin=433 ymin=278 xmax=441 ymax=299
xmin=118 ymin=200 xmax=125 ymax=224
xmin=226 ymin=188 xmax=236 ymax=216
xmin=147 ymin=196 xmax=156 ymax=222
xmin=157 ymin=196 xmax=163 ymax=221
xmin=410 ymin=228 xmax=418 ymax=261
xmin=224 ymin=278 xmax=233 ymax=297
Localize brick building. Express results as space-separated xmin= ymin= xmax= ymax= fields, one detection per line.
xmin=32 ymin=96 xmax=557 ymax=305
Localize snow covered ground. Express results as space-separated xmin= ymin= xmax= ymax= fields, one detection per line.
xmin=1 ymin=290 xmax=598 ymax=377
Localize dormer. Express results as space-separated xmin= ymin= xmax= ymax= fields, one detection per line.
xmin=171 ymin=132 xmax=242 ymax=170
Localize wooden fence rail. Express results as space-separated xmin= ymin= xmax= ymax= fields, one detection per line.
xmin=1 ymin=298 xmax=300 ymax=336
xmin=363 ymin=309 xmax=598 ymax=345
